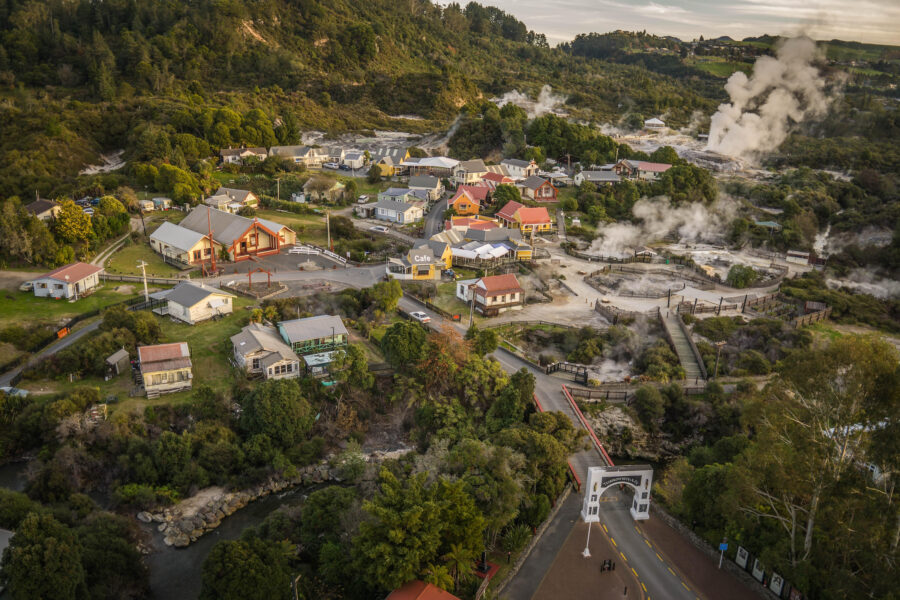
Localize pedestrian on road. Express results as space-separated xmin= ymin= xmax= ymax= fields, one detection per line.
xmin=507 ymin=551 xmax=511 ymax=564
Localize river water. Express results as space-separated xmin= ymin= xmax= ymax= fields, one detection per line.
xmin=143 ymin=484 xmax=316 ymax=600
xmin=0 ymin=460 xmax=318 ymax=600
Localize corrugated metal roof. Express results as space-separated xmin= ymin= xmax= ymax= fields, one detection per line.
xmin=36 ymin=262 xmax=103 ymax=283
xmin=151 ymin=221 xmax=208 ymax=252
xmin=165 ymin=281 xmax=234 ymax=308
xmin=279 ymin=315 xmax=348 ymax=343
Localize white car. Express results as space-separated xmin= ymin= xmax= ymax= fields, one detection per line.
xmin=18 ymin=281 xmax=33 ymax=292
xmin=323 ymin=162 xmax=340 ymax=169
xmin=369 ymin=225 xmax=389 ymax=233
xmin=0 ymin=387 xmax=28 ymax=398
xmin=409 ymin=311 xmax=431 ymax=324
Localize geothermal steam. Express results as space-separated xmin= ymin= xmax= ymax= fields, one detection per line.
xmin=493 ymin=85 xmax=567 ymax=118
xmin=590 ymin=197 xmax=737 ymax=257
xmin=706 ymin=37 xmax=832 ymax=158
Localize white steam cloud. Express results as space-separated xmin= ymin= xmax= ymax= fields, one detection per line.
xmin=706 ymin=37 xmax=833 ymax=159
xmin=590 ymin=197 xmax=738 ymax=258
xmin=827 ymin=269 xmax=900 ymax=300
xmin=492 ymin=85 xmax=567 ymax=119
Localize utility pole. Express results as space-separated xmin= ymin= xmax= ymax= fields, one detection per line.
xmin=326 ymin=210 xmax=332 ymax=251
xmin=276 ymin=178 xmax=281 ymax=202
xmin=468 ymin=287 xmax=475 ymax=327
xmin=137 ymin=261 xmax=149 ymax=303
xmin=714 ymin=341 xmax=726 ymax=380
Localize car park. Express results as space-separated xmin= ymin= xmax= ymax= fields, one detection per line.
xmin=409 ymin=311 xmax=431 ymax=324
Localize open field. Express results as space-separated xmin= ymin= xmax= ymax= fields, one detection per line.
xmin=105 ymin=240 xmax=188 ymax=278
xmin=689 ymin=57 xmax=752 ymax=78
xmin=255 ymin=208 xmax=330 ymax=246
xmin=0 ymin=283 xmax=139 ymax=329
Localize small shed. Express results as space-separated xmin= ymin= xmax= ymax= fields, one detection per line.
xmin=153 ymin=197 xmax=172 ymax=210
xmin=140 ymin=200 xmax=155 ymax=212
xmin=106 ymin=348 xmax=130 ymax=375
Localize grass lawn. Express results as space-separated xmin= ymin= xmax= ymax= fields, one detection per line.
xmin=105 ymin=241 xmax=186 ymax=278
xmin=255 ymin=208 xmax=330 ymax=246
xmin=0 ymin=283 xmax=140 ymax=329
xmin=143 ymin=210 xmax=187 ymax=228
xmin=690 ymin=58 xmax=752 ymax=78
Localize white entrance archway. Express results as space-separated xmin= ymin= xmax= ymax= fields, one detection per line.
xmin=580 ymin=465 xmax=653 ymax=522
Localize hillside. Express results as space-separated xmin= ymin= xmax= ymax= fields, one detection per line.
xmin=0 ymin=0 xmax=718 ymax=198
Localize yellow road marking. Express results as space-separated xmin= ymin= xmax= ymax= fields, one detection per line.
xmin=611 ymin=537 xmax=617 ymax=547
xmin=621 ymin=551 xmax=628 ymax=562
xmin=642 ymin=582 xmax=648 ymax=592
xmin=631 ymin=567 xmax=638 ymax=577
xmin=668 ymin=567 xmax=676 ymax=576
xmin=635 ymin=525 xmax=641 ymax=534
xmin=644 ymin=539 xmax=652 ymax=548
xmin=682 ymin=581 xmax=690 ymax=591
xmin=602 ymin=524 xmax=608 ymax=533
xmin=656 ymin=552 xmax=663 ymax=561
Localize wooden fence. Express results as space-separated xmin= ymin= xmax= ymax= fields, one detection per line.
xmin=594 ymin=301 xmax=659 ymax=324
xmin=566 ymin=386 xmax=628 ymax=403
xmin=791 ymin=307 xmax=833 ymax=328
xmin=101 ymin=273 xmax=185 ymax=285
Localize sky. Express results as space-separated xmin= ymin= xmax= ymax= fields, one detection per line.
xmin=475 ymin=0 xmax=900 ymax=46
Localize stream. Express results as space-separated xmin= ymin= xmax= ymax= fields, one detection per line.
xmin=0 ymin=460 xmax=320 ymax=600
xmin=143 ymin=484 xmax=317 ymax=600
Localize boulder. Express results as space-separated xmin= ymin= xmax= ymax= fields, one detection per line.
xmin=171 ymin=532 xmax=190 ymax=548
xmin=151 ymin=513 xmax=166 ymax=523
xmin=137 ymin=511 xmax=153 ymax=523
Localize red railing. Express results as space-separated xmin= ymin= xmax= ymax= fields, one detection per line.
xmin=533 ymin=393 xmax=545 ymax=412
xmin=568 ymin=460 xmax=582 ymax=490
xmin=562 ymin=384 xmax=615 ymax=467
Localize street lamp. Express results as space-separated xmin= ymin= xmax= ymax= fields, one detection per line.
xmin=582 ymin=522 xmax=592 ymax=558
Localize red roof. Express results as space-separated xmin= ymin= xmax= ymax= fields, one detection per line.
xmin=496 ymin=200 xmax=524 ymax=222
xmin=516 ymin=206 xmax=551 ymax=225
xmin=477 ymin=273 xmax=523 ymax=296
xmin=138 ymin=343 xmax=190 ymax=363
xmin=468 ymin=220 xmax=499 ymax=231
xmin=481 ymin=172 xmax=512 ymax=184
xmin=387 ymin=581 xmax=461 ymax=600
xmin=457 ymin=185 xmax=489 ymax=202
xmin=637 ymin=161 xmax=672 ymax=173
xmin=39 ymin=262 xmax=103 ymax=283
xmin=449 ymin=188 xmax=481 ymax=208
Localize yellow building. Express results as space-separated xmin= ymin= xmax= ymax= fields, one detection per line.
xmin=386 ymin=241 xmax=450 ymax=280
xmin=138 ymin=343 xmax=192 ymax=399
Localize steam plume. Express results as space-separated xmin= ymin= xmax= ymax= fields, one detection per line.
xmin=493 ymin=85 xmax=567 ymax=118
xmin=590 ymin=197 xmax=738 ymax=257
xmin=706 ymin=37 xmax=832 ymax=158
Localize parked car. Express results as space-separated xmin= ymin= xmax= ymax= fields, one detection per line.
xmin=409 ymin=311 xmax=431 ymax=324
xmin=82 ymin=207 xmax=95 ymax=216
xmin=0 ymin=387 xmax=28 ymax=398
xmin=323 ymin=162 xmax=339 ymax=169
xmin=369 ymin=225 xmax=388 ymax=233
xmin=339 ymin=164 xmax=351 ymax=171
xmin=18 ymin=281 xmax=33 ymax=292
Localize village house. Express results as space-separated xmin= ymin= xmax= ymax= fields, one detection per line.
xmin=386 ymin=240 xmax=451 ymax=280
xmin=231 ymin=322 xmax=300 ymax=380
xmin=155 ymin=206 xmax=295 ymax=262
xmin=343 ymin=152 xmax=365 ymax=169
xmin=465 ymin=227 xmax=533 ymax=260
xmin=447 ymin=186 xmax=488 ymax=216
xmin=477 ymin=171 xmax=516 ymax=193
xmin=29 ymin=262 xmax=103 ymax=299
xmin=453 ymin=159 xmax=488 ymax=186
xmin=614 ymin=159 xmax=672 ymax=180
xmin=160 ymin=281 xmax=235 ymax=325
xmin=138 ymin=343 xmax=192 ymax=398
xmin=519 ymin=176 xmax=557 ymax=202
xmin=369 ymin=147 xmax=410 ymax=176
xmin=153 ymin=197 xmax=172 ymax=211
xmin=456 ymin=273 xmax=525 ymax=316
xmin=203 ymin=188 xmax=259 ymax=214
xmin=278 ymin=315 xmax=348 ymax=355
xmin=387 ymin=581 xmax=462 ymax=600
xmin=374 ymin=199 xmax=424 ymax=224
xmin=408 ymin=175 xmax=443 ymax=202
xmin=220 ymin=147 xmax=267 ymax=165
xmin=501 ymin=158 xmax=539 ymax=180
xmin=149 ymin=221 xmax=222 ymax=267
xmin=105 ymin=348 xmax=130 ymax=376
xmin=573 ymin=171 xmax=621 ymax=186
xmin=269 ymin=145 xmax=329 ymax=168
xmin=496 ymin=200 xmax=552 ymax=235
xmin=328 ymin=146 xmax=346 ymax=164
xmin=402 ymin=156 xmax=460 ymax=178
xmin=443 ymin=215 xmax=499 ymax=232
xmin=25 ymin=198 xmax=61 ymax=221
xmin=303 ymin=177 xmax=346 ymax=203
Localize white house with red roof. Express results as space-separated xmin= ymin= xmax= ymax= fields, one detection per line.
xmin=29 ymin=262 xmax=104 ymax=299
xmin=614 ymin=159 xmax=672 ymax=181
xmin=476 ymin=171 xmax=516 ymax=192
xmin=456 ymin=273 xmax=524 ymax=316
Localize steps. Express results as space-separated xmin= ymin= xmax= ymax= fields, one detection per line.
xmin=661 ymin=313 xmax=705 ymax=381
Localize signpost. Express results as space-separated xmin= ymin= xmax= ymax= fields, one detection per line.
xmin=718 ymin=538 xmax=728 ymax=569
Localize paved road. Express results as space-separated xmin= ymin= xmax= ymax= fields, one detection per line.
xmin=425 ymin=198 xmax=447 ymax=237
xmin=0 ymin=320 xmax=102 ymax=387
xmin=401 ymin=300 xmax=701 ymax=600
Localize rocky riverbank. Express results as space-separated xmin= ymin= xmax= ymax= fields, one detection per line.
xmin=139 ymin=448 xmax=412 ymax=548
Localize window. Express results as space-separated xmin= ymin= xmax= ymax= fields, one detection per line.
xmin=591 ymin=494 xmax=597 ymax=502
xmin=252 ymin=358 xmax=260 ymax=370
xmin=193 ymin=250 xmax=201 ymax=260
xmin=204 ymin=248 xmax=211 ymax=256
xmin=642 ymin=492 xmax=648 ymax=499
